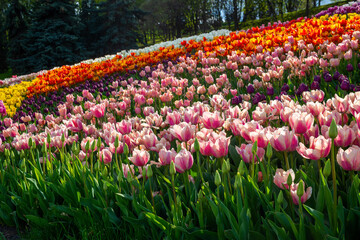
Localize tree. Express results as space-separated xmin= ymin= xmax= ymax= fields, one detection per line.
xmin=211 ymin=0 xmax=225 ymax=30
xmin=16 ymin=0 xmax=85 ymax=74
xmin=95 ymin=0 xmax=143 ymax=56
xmin=79 ymin=0 xmax=103 ymax=58
xmin=3 ymin=0 xmax=30 ymax=75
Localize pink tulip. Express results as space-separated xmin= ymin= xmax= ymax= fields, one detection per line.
xmin=289 ymin=112 xmax=314 ymax=134
xmin=249 ymin=128 xmax=271 ymax=148
xmin=170 ymin=122 xmax=196 ymax=142
xmin=230 ymin=119 xmax=245 ymax=136
xmin=321 ymin=125 xmax=355 ymax=148
xmin=122 ymin=163 xmax=135 ymax=178
xmin=318 ymin=110 xmax=344 ymax=126
xmin=90 ymin=103 xmax=106 ymax=118
xmin=116 ymin=120 xmax=132 ymax=135
xmin=332 ymin=94 xmax=350 ymax=113
xmin=337 ymin=145 xmax=360 ymax=171
xmin=158 ymin=148 xmax=177 ymax=166
xmin=210 ymin=135 xmax=231 ymax=158
xmin=235 ymin=143 xmax=265 ymax=163
xmin=201 ymin=111 xmax=224 ymax=129
xmin=306 ymin=102 xmax=325 ymax=117
xmin=273 ymin=168 xmax=295 ymax=189
xmin=290 ymin=182 xmax=312 ymax=205
xmin=66 ymin=118 xmax=83 ymax=132
xmin=142 ymin=133 xmax=158 ymax=151
xmin=109 ymin=141 xmax=124 ymax=154
xmin=81 ymin=137 xmax=98 ymax=154
xmin=130 ymin=149 xmax=150 ymax=167
xmin=166 ymin=111 xmax=181 ymax=125
xmin=174 ymin=149 xmax=194 ymax=173
xmin=99 ymin=148 xmax=112 ymax=164
xmin=3 ymin=118 xmax=12 ymax=127
xmin=270 ymin=127 xmax=298 ymax=152
xmin=240 ymin=121 xmax=261 ymax=141
xmin=296 ymin=136 xmax=331 ymax=160
xmin=280 ymin=107 xmax=295 ymax=123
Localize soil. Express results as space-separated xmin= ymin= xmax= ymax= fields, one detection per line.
xmin=0 ymin=225 xmax=20 ymax=240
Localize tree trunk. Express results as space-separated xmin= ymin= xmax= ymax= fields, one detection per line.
xmin=306 ymin=0 xmax=310 ymax=17
xmin=233 ymin=0 xmax=239 ymax=30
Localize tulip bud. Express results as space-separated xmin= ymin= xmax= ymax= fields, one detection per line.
xmin=28 ymin=138 xmax=33 ymax=148
xmin=170 ymin=161 xmax=176 ymax=175
xmin=277 ymin=190 xmax=284 ymax=205
xmin=20 ymin=158 xmax=26 ymax=170
xmin=238 ymin=161 xmax=246 ymax=176
xmin=42 ymin=143 xmax=47 ymax=153
xmin=287 ymin=173 xmax=293 ymax=187
xmin=266 ymin=143 xmax=273 ymax=159
xmin=297 ymin=180 xmax=304 ymax=198
xmin=90 ymin=140 xmax=96 ymax=151
xmin=225 ymin=159 xmax=231 ymax=173
xmin=329 ymin=119 xmax=338 ymax=139
xmin=323 ymin=159 xmax=331 ymax=178
xmin=114 ymin=136 xmax=119 ymax=148
xmin=123 ymin=143 xmax=129 ymax=155
xmin=194 ymin=138 xmax=200 ymax=152
xmin=61 ymin=133 xmax=65 ymax=145
xmin=97 ymin=137 xmax=102 ymax=149
xmin=72 ymin=142 xmax=76 ymax=153
xmin=252 ymin=141 xmax=258 ymax=155
xmin=10 ymin=151 xmax=15 ymax=159
xmin=4 ymin=149 xmax=10 ymax=158
xmin=215 ymin=170 xmax=221 ymax=186
xmin=147 ymin=165 xmax=153 ymax=178
xmin=47 ymin=133 xmax=51 ymax=144
xmin=20 ymin=150 xmax=25 ymax=159
xmin=234 ymin=172 xmax=241 ymax=189
xmin=222 ymin=160 xmax=229 ymax=174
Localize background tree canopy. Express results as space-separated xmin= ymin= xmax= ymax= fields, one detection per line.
xmin=0 ymin=0 xmax=344 ymax=76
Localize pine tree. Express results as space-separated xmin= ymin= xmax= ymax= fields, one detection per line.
xmin=19 ymin=0 xmax=85 ymax=74
xmin=0 ymin=19 xmax=8 ymax=72
xmin=96 ymin=0 xmax=142 ymax=56
xmin=3 ymin=0 xmax=29 ymax=74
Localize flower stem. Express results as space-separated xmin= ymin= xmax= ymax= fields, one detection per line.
xmin=197 ymin=152 xmax=204 ymax=182
xmin=330 ymin=139 xmax=337 ymax=231
xmin=284 ymin=151 xmax=290 ymax=170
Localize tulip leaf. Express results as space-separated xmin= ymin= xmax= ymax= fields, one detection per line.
xmin=229 ymin=145 xmax=240 ymax=167
xmin=303 ymin=205 xmax=329 ymax=237
xmin=269 ymin=211 xmax=298 ymax=238
xmin=143 ymin=212 xmax=169 ymax=231
xmin=267 ymin=219 xmax=289 ymax=240
xmin=25 ymin=215 xmax=49 ymax=227
xmin=187 ymin=229 xmax=218 ymax=240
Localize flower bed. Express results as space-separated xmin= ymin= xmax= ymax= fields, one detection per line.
xmin=1 ymin=4 xmax=360 ymax=239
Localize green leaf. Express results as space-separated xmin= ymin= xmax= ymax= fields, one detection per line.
xmin=25 ymin=215 xmax=49 ymax=227
xmin=271 ymin=212 xmax=298 ymax=238
xmin=303 ymin=205 xmax=329 ymax=237
xmin=106 ymin=207 xmax=121 ymax=225
xmin=229 ymin=145 xmax=240 ymax=167
xmin=267 ymin=219 xmax=288 ymax=240
xmin=188 ymin=229 xmax=218 ymax=240
xmin=143 ymin=212 xmax=169 ymax=231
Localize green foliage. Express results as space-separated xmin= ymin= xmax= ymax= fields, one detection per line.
xmin=14 ymin=0 xmax=85 ymax=75
xmin=95 ymin=0 xmax=143 ymax=56
xmin=2 ymin=0 xmax=29 ymax=75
